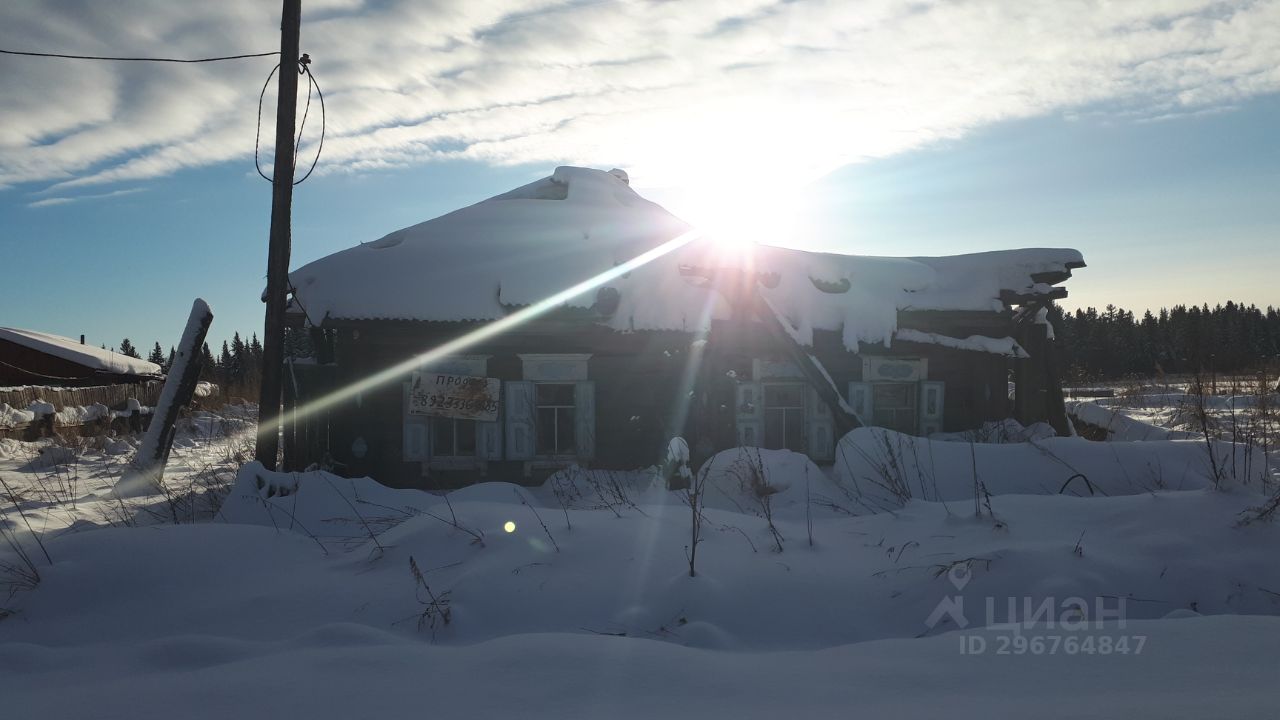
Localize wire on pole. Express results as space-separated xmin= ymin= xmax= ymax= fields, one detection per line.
xmin=0 ymin=48 xmax=280 ymax=63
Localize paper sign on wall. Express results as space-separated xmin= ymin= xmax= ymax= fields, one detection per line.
xmin=408 ymin=372 xmax=500 ymax=421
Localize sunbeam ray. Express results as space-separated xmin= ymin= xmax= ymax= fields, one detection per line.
xmin=259 ymin=229 xmax=705 ymax=449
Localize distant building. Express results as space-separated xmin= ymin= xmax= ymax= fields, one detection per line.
xmin=0 ymin=328 xmax=162 ymax=387
xmin=281 ymin=167 xmax=1084 ymax=487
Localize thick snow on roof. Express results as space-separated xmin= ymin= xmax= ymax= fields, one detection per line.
xmin=893 ymin=329 xmax=1029 ymax=358
xmin=290 ymin=166 xmax=702 ymax=326
xmin=0 ymin=327 xmax=161 ymax=377
xmin=289 ymin=167 xmax=1084 ymax=351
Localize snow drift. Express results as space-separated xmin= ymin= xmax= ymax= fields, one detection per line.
xmin=833 ymin=427 xmax=1269 ymax=511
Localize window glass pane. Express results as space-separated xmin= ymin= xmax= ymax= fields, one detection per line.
xmin=431 ymin=418 xmax=454 ymax=455
xmin=557 ymin=408 xmax=576 ymax=454
xmin=871 ymin=383 xmax=918 ymax=434
xmin=764 ymin=409 xmax=785 ymax=449
xmin=764 ymin=384 xmax=803 ymax=407
xmin=456 ymin=420 xmax=477 ymax=456
xmin=784 ymin=408 xmax=805 ymax=451
xmin=537 ymin=383 xmax=575 ymax=406
xmin=873 ymin=383 xmax=912 ymax=408
xmin=537 ymin=407 xmax=558 ymax=454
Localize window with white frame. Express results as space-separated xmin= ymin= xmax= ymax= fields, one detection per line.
xmin=535 ymin=383 xmax=577 ymax=455
xmin=763 ymin=383 xmax=805 ymax=452
xmin=431 ymin=417 xmax=477 ymax=457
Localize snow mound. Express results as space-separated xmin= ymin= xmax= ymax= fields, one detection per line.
xmin=0 ymin=437 xmax=25 ymax=458
xmin=53 ymin=403 xmax=110 ymax=426
xmin=697 ymin=447 xmax=834 ymax=517
xmin=28 ymin=445 xmax=78 ymax=468
xmin=834 ymin=427 xmax=1268 ymax=511
xmin=930 ymin=418 xmax=1057 ymax=443
xmin=1069 ymin=401 xmax=1201 ymax=441
xmin=0 ymin=402 xmax=36 ymax=428
xmin=103 ymin=438 xmax=133 ymax=455
xmin=220 ymin=462 xmax=450 ymax=543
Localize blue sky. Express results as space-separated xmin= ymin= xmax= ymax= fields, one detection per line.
xmin=2 ymin=1 xmax=1278 ymax=351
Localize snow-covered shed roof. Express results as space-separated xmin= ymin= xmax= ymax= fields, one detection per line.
xmin=288 ymin=166 xmax=1084 ymax=351
xmin=0 ymin=327 xmax=162 ymax=377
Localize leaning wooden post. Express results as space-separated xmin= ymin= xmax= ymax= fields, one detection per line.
xmin=115 ymin=300 xmax=214 ymax=498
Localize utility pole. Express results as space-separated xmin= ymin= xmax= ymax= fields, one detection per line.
xmin=255 ymin=0 xmax=302 ymax=469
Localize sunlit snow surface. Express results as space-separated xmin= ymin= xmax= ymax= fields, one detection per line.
xmin=2 ymin=400 xmax=1278 ymax=718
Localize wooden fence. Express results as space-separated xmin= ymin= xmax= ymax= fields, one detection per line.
xmin=0 ymin=381 xmax=165 ymax=411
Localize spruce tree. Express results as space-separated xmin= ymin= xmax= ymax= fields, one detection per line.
xmin=230 ymin=332 xmax=247 ymax=387
xmin=147 ymin=342 xmax=165 ymax=366
xmin=219 ymin=341 xmax=233 ymax=385
xmin=118 ymin=338 xmax=140 ymax=359
xmin=200 ymin=342 xmax=217 ymax=382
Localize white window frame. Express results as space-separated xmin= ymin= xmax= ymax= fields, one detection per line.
xmin=534 ymin=382 xmax=577 ymax=457
xmin=515 ymin=354 xmax=593 ymax=471
xmin=762 ymin=382 xmax=807 ymax=452
xmin=431 ymin=416 xmax=478 ymax=458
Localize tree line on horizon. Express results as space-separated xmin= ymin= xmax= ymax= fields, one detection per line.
xmin=1049 ymin=301 xmax=1280 ymax=381
xmin=116 ymin=333 xmax=266 ymax=399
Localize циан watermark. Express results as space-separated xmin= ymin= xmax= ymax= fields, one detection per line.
xmin=927 ymin=562 xmax=1147 ymax=656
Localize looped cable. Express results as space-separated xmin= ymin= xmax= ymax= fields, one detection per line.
xmin=254 ymin=63 xmax=282 ymax=182
xmin=253 ymin=55 xmax=325 ymax=185
xmin=293 ymin=63 xmax=325 ymax=185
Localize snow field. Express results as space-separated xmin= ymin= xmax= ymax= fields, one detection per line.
xmin=3 ymin=416 xmax=1279 ymax=718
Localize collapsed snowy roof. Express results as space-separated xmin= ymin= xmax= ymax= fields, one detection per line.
xmin=0 ymin=327 xmax=161 ymax=377
xmin=288 ymin=166 xmax=1084 ymax=351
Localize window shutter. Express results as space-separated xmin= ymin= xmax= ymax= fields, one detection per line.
xmin=735 ymin=381 xmax=763 ymax=447
xmin=504 ymin=381 xmax=535 ymax=461
xmin=847 ymin=381 xmax=872 ymax=425
xmin=574 ymin=381 xmax=596 ymax=461
xmin=920 ymin=381 xmax=945 ymax=436
xmin=403 ymin=382 xmax=430 ymax=462
xmin=805 ymin=386 xmax=835 ymax=463
xmin=478 ymin=419 xmax=503 ymax=460
xmin=403 ymin=420 xmax=429 ymax=461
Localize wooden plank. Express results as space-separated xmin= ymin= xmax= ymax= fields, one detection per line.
xmin=117 ymin=300 xmax=214 ymax=497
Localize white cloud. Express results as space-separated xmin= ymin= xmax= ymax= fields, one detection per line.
xmin=2 ymin=0 xmax=1277 ymax=194
xmin=27 ymin=187 xmax=144 ymax=208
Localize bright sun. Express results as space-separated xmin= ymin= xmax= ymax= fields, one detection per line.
xmin=624 ymin=99 xmax=830 ymax=254
xmin=676 ymin=182 xmax=805 ymax=253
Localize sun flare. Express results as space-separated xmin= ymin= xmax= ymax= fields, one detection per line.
xmin=669 ymin=181 xmax=805 ymax=256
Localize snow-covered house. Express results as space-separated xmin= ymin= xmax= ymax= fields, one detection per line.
xmin=283 ymin=167 xmax=1084 ymax=486
xmin=0 ymin=327 xmax=162 ymax=387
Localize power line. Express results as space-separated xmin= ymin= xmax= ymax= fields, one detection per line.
xmin=0 ymin=48 xmax=279 ymax=63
